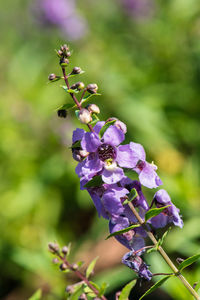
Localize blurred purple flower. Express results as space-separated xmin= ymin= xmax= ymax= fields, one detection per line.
xmin=122 ymin=251 xmax=152 ymax=280
xmin=31 ymin=0 xmax=88 ymax=40
xmin=120 ymin=0 xmax=155 ymax=19
xmin=150 ymin=189 xmax=183 ymax=228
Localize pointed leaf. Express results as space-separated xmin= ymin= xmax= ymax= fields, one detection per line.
xmin=145 ymin=206 xmax=171 ymax=222
xmin=124 ymin=169 xmax=138 ymax=181
xmin=71 ymin=140 xmax=81 ymax=149
xmin=119 ymin=279 xmax=136 ymax=300
xmin=159 ymin=227 xmax=171 ymax=246
xmin=139 ymin=276 xmax=172 ymax=300
xmin=62 ymin=86 xmax=79 ymax=94
xmin=123 ymin=188 xmax=138 ymax=205
xmin=106 ymin=224 xmax=140 ymax=240
xmin=81 ymin=93 xmax=101 ymax=105
xmin=28 ymin=289 xmax=42 ymax=300
xmin=68 ymin=70 xmax=85 ymax=78
xmin=86 ymin=257 xmax=99 ymax=278
xmin=98 ymin=282 xmax=108 ymax=297
xmin=178 ymin=254 xmax=200 ymax=271
xmin=99 ymin=120 xmax=116 ymax=138
xmin=83 ymin=281 xmax=100 ymax=297
xmin=70 ymin=284 xmax=84 ymax=300
xmin=84 ymin=176 xmax=103 ymax=188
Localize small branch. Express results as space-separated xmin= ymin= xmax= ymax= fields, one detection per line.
xmin=128 ymin=202 xmax=200 ymax=300
xmin=59 ymin=254 xmax=107 ymax=300
xmin=62 ymin=68 xmax=94 ymax=132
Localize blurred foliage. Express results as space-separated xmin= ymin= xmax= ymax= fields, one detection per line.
xmin=0 ymin=0 xmax=200 ymax=299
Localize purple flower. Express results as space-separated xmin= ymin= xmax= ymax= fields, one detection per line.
xmin=31 ymin=0 xmax=88 ymax=40
xmin=109 ymin=216 xmax=146 ymax=251
xmin=150 ymin=189 xmax=183 ymax=228
xmin=122 ymin=251 xmax=152 ymax=281
xmin=76 ymin=122 xmax=139 ymax=184
xmin=130 ymin=142 xmax=162 ymax=189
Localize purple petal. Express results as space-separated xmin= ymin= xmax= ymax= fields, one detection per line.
xmin=87 ymin=189 xmax=109 ymax=219
xmin=137 ymin=162 xmax=162 ymax=189
xmin=81 ymin=132 xmax=101 ymax=152
xmin=102 ymin=187 xmax=129 ymax=217
xmin=150 ymin=214 xmax=169 ymax=228
xmin=116 ymin=144 xmax=139 ymax=168
xmin=93 ymin=121 xmax=105 ymax=134
xmin=72 ymin=128 xmax=85 ymax=143
xmin=81 ymin=155 xmax=103 ymax=178
xmin=103 ymin=125 xmax=125 ymax=146
xmin=130 ymin=142 xmax=146 ymax=161
xmin=102 ymin=167 xmax=124 ymax=184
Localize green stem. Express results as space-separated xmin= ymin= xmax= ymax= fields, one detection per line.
xmin=128 ymin=202 xmax=200 ymax=300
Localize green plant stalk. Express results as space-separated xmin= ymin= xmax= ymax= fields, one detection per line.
xmin=128 ymin=202 xmax=200 ymax=300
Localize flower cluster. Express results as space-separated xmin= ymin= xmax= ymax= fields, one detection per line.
xmin=72 ymin=119 xmax=183 ymax=280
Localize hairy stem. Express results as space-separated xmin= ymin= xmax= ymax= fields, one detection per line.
xmin=128 ymin=202 xmax=200 ymax=300
xmin=62 ymin=68 xmax=94 ymax=132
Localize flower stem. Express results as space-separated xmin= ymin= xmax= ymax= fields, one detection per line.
xmin=128 ymin=202 xmax=200 ymax=300
xmin=62 ymin=68 xmax=94 ymax=132
xmin=59 ymin=254 xmax=107 ymax=300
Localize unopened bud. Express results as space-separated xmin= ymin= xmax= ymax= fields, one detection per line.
xmin=57 ymin=49 xmax=63 ymax=57
xmin=60 ymin=263 xmax=68 ymax=271
xmin=72 ymin=149 xmax=89 ymax=162
xmin=71 ymin=82 xmax=85 ymax=91
xmin=48 ymin=242 xmax=60 ymax=254
xmin=71 ymin=67 xmax=82 ymax=75
xmin=87 ymin=83 xmax=98 ymax=94
xmin=78 ymin=109 xmax=92 ymax=124
xmin=62 ymin=246 xmax=69 ymax=255
xmin=86 ymin=104 xmax=100 ymax=114
xmin=57 ymin=109 xmax=67 ymax=118
xmin=60 ymin=44 xmax=69 ymax=53
xmin=71 ymin=263 xmax=78 ymax=271
xmin=106 ymin=117 xmax=127 ymax=134
xmin=65 ymin=285 xmax=74 ymax=294
xmin=60 ymin=57 xmax=69 ymax=67
xmin=79 ymin=293 xmax=88 ymax=300
xmin=52 ymin=258 xmax=59 ymax=264
xmin=66 ymin=51 xmax=71 ymax=58
xmin=48 ymin=73 xmax=57 ymax=81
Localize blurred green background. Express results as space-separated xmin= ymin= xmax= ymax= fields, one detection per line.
xmin=0 ymin=0 xmax=200 ymax=299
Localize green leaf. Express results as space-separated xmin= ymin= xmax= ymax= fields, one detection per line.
xmin=81 ymin=93 xmax=101 ymax=105
xmin=70 ymin=284 xmax=84 ymax=300
xmin=178 ymin=253 xmax=200 ymax=271
xmin=28 ymin=289 xmax=42 ymax=300
xmin=83 ymin=281 xmax=99 ymax=297
xmin=159 ymin=227 xmax=171 ymax=246
xmin=124 ymin=169 xmax=138 ymax=181
xmin=58 ymin=103 xmax=76 ymax=111
xmin=139 ymin=276 xmax=172 ymax=300
xmin=99 ymin=120 xmax=116 ymax=138
xmin=123 ymin=188 xmax=138 ymax=205
xmin=119 ymin=279 xmax=136 ymax=300
xmin=71 ymin=140 xmax=81 ymax=149
xmin=84 ymin=176 xmax=103 ymax=188
xmin=98 ymin=282 xmax=108 ymax=297
xmin=145 ymin=206 xmax=171 ymax=222
xmin=86 ymin=257 xmax=99 ymax=278
xmin=75 ymin=110 xmax=79 ymax=119
xmin=106 ymin=224 xmax=140 ymax=240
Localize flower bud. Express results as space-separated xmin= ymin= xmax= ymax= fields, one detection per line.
xmin=48 ymin=242 xmax=60 ymax=254
xmin=66 ymin=51 xmax=71 ymax=58
xmin=106 ymin=117 xmax=127 ymax=134
xmin=87 ymin=83 xmax=98 ymax=94
xmin=48 ymin=73 xmax=57 ymax=81
xmin=71 ymin=67 xmax=82 ymax=75
xmin=79 ymin=294 xmax=88 ymax=300
xmin=52 ymin=258 xmax=60 ymax=264
xmin=71 ymin=263 xmax=78 ymax=271
xmin=60 ymin=57 xmax=69 ymax=67
xmin=65 ymin=285 xmax=74 ymax=294
xmin=57 ymin=49 xmax=63 ymax=57
xmin=57 ymin=109 xmax=67 ymax=118
xmin=60 ymin=263 xmax=68 ymax=271
xmin=62 ymin=246 xmax=69 ymax=255
xmin=71 ymin=82 xmax=85 ymax=91
xmin=78 ymin=109 xmax=92 ymax=124
xmin=72 ymin=149 xmax=89 ymax=162
xmin=86 ymin=104 xmax=100 ymax=114
xmin=60 ymin=44 xmax=69 ymax=53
